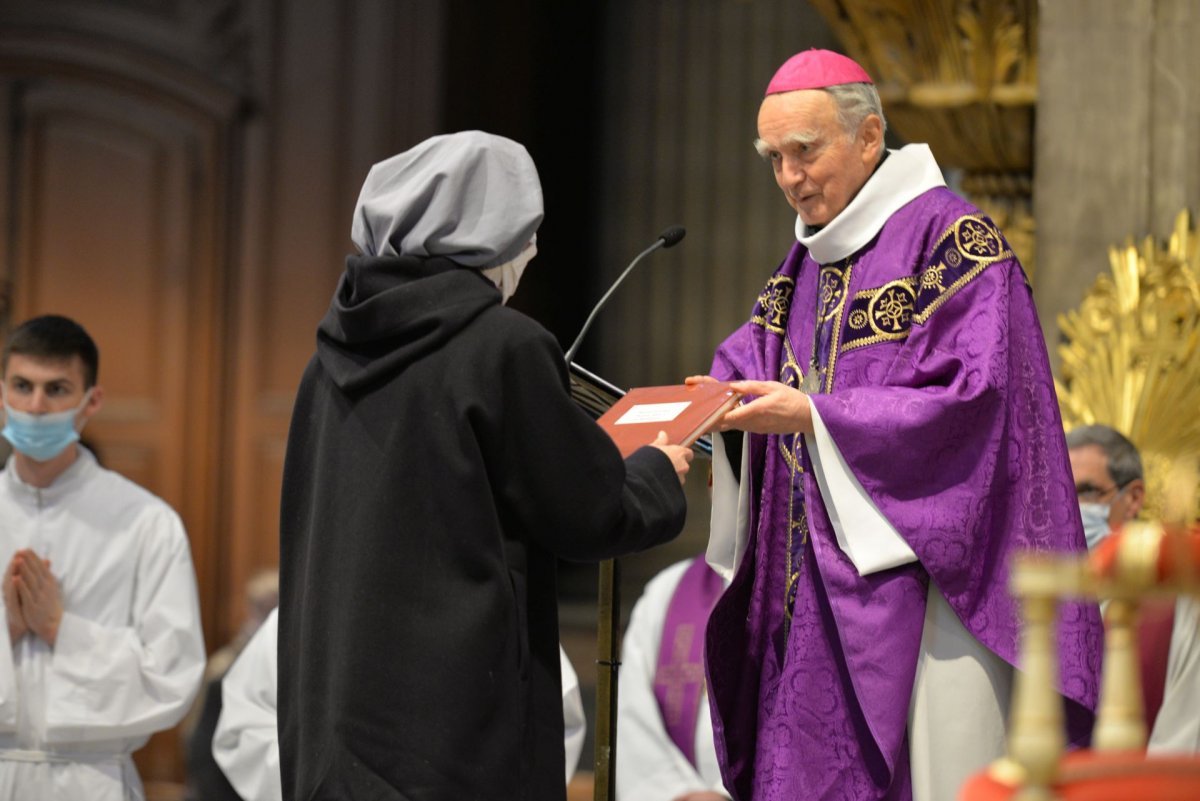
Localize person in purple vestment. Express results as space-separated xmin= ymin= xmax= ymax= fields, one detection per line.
xmin=686 ymin=50 xmax=1102 ymax=801
xmin=616 ymin=555 xmax=729 ymax=801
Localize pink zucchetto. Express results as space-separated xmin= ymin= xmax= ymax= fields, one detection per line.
xmin=765 ymin=49 xmax=873 ymax=96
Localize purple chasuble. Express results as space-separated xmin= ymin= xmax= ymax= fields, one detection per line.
xmin=653 ymin=556 xmax=726 ymax=766
xmin=705 ymin=187 xmax=1102 ymax=801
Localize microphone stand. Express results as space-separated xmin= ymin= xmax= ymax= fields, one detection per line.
xmin=593 ymin=558 xmax=620 ymax=801
xmin=570 ymin=226 xmax=684 ymax=801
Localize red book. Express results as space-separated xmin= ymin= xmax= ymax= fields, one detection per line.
xmin=595 ymin=382 xmax=741 ymax=458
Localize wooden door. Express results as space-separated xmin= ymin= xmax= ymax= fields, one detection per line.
xmin=0 ymin=71 xmax=233 ymax=790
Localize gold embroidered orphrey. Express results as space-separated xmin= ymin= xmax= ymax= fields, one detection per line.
xmin=751 ymin=275 xmax=795 ymax=335
xmin=801 ymin=263 xmax=850 ymax=394
xmin=837 ymin=215 xmax=1014 ymax=357
xmin=816 ymin=264 xmax=847 ymax=323
xmin=912 ymin=214 xmax=1015 ymax=326
xmin=778 ymin=337 xmax=808 ymax=632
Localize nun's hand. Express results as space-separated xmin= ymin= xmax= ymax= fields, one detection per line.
xmin=650 ymin=430 xmax=693 ymax=485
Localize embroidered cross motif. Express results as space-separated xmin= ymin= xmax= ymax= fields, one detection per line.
xmin=656 ymin=624 xmax=705 ymax=727
xmin=817 ymin=266 xmax=847 ymax=322
xmin=921 ymin=262 xmax=948 ymax=293
xmin=751 ymin=276 xmax=795 ymax=334
xmin=871 ymin=285 xmax=915 ymax=333
xmin=957 ymin=218 xmax=1001 ymax=258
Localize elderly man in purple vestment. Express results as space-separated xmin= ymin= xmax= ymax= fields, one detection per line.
xmin=686 ymin=50 xmax=1102 ymax=801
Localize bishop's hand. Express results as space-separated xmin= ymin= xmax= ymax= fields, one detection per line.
xmin=719 ymin=380 xmax=813 ymax=435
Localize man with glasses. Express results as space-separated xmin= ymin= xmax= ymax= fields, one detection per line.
xmin=1066 ymin=423 xmax=1198 ymax=753
xmin=1066 ymin=424 xmax=1145 ymax=548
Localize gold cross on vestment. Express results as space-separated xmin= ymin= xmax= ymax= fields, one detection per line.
xmin=655 ymin=624 xmax=706 ymax=726
xmin=799 ymin=367 xmax=822 ymax=395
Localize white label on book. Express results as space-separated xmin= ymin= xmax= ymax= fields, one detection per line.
xmin=614 ymin=401 xmax=691 ymax=425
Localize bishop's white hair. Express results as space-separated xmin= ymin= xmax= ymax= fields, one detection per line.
xmin=827 ymin=82 xmax=887 ymax=140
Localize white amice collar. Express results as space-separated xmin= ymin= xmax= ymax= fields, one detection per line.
xmin=797 ymin=144 xmax=947 ymax=264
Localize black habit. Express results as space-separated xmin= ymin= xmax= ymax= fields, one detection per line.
xmin=278 ymin=256 xmax=687 ymax=801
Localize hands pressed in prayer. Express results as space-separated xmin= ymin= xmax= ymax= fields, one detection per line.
xmin=10 ymin=549 xmax=62 ymax=646
xmin=650 ymin=430 xmax=694 ymax=485
xmin=685 ymin=376 xmax=813 ymax=435
xmin=3 ymin=555 xmax=27 ymax=644
xmin=672 ymin=792 xmax=729 ymax=801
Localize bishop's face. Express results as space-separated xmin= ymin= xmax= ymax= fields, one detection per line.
xmin=756 ymin=89 xmax=883 ymax=228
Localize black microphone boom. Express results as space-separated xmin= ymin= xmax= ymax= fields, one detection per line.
xmin=563 ymin=225 xmax=686 ymax=365
xmin=658 ymin=224 xmax=686 ymax=248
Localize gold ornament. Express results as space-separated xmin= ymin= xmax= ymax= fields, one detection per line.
xmin=809 ymin=1 xmax=1038 ymax=273
xmin=1056 ymin=210 xmax=1200 ymax=521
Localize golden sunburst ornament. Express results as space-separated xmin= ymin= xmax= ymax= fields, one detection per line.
xmin=1056 ymin=210 xmax=1200 ymax=520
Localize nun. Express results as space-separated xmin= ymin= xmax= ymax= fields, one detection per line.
xmin=276 ymin=130 xmax=692 ymax=801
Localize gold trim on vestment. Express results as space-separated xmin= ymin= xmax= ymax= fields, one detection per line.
xmin=822 ymin=262 xmax=853 ymax=392
xmin=751 ymin=275 xmax=796 ymax=334
xmin=913 ymin=215 xmax=1013 ymax=324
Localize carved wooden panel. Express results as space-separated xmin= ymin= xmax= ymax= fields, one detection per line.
xmin=11 ymin=75 xmax=226 ymax=617
xmin=3 ymin=75 xmax=229 ymax=789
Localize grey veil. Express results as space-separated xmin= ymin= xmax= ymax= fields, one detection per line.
xmin=351 ymin=130 xmax=544 ymax=270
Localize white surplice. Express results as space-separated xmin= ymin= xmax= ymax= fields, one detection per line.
xmin=1148 ymin=595 xmax=1200 ymax=754
xmin=214 ymin=609 xmax=587 ymax=801
xmin=561 ymin=648 xmax=586 ymax=781
xmin=0 ymin=448 xmax=206 ymax=801
xmin=213 ymin=609 xmax=281 ymax=801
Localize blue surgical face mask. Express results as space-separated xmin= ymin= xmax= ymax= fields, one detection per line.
xmin=1079 ymin=501 xmax=1112 ymax=550
xmin=2 ymin=389 xmax=92 ymax=462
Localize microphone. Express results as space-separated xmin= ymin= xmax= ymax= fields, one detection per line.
xmin=563 ymin=225 xmax=686 ymax=365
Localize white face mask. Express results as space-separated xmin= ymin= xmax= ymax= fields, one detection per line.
xmin=1078 ymin=501 xmax=1112 ymax=550
xmin=1078 ymin=480 xmax=1133 ymax=550
xmin=1 ymin=388 xmax=93 ymax=462
xmin=481 ymin=237 xmax=537 ymax=304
